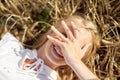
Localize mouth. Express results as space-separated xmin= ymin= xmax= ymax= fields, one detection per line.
xmin=52 ymin=44 xmax=64 ymax=59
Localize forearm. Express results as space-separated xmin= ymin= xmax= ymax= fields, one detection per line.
xmin=69 ymin=60 xmax=100 ymax=80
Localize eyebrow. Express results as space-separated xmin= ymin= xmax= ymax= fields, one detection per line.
xmin=83 ymin=27 xmax=95 ymax=31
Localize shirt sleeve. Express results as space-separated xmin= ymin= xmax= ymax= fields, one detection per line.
xmin=0 ymin=32 xmax=24 ymax=57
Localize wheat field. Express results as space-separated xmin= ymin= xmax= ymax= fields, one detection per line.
xmin=0 ymin=0 xmax=120 ymax=80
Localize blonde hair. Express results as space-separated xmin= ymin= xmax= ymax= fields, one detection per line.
xmin=32 ymin=15 xmax=100 ymax=80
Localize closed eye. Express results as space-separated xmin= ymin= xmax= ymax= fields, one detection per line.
xmin=62 ymin=33 xmax=67 ymax=38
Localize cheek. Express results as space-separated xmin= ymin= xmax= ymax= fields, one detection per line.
xmin=79 ymin=34 xmax=88 ymax=42
xmin=78 ymin=38 xmax=85 ymax=48
xmin=44 ymin=40 xmax=52 ymax=50
xmin=78 ymin=34 xmax=92 ymax=47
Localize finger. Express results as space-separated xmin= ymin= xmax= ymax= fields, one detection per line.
xmin=47 ymin=35 xmax=62 ymax=45
xmin=51 ymin=26 xmax=67 ymax=41
xmin=61 ymin=21 xmax=74 ymax=40
xmin=71 ymin=21 xmax=78 ymax=38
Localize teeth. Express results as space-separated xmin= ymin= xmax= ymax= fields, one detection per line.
xmin=54 ymin=45 xmax=63 ymax=56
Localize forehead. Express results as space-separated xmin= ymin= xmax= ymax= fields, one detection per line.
xmin=56 ymin=17 xmax=86 ymax=31
xmin=65 ymin=16 xmax=83 ymax=23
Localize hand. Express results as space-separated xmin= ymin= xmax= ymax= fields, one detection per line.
xmin=47 ymin=21 xmax=91 ymax=65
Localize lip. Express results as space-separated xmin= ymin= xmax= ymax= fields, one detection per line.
xmin=51 ymin=44 xmax=64 ymax=60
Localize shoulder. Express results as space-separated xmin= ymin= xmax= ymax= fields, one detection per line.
xmin=38 ymin=65 xmax=58 ymax=80
xmin=0 ymin=32 xmax=24 ymax=54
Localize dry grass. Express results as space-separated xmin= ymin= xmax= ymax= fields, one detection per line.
xmin=0 ymin=0 xmax=120 ymax=80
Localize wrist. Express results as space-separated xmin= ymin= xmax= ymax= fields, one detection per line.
xmin=67 ymin=59 xmax=82 ymax=67
xmin=67 ymin=60 xmax=100 ymax=80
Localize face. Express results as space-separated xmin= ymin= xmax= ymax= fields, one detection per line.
xmin=38 ymin=18 xmax=92 ymax=69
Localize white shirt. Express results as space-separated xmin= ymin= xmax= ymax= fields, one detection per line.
xmin=0 ymin=32 xmax=57 ymax=80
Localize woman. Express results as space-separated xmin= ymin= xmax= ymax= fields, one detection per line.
xmin=0 ymin=15 xmax=100 ymax=80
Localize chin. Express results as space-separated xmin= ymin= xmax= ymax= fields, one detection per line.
xmin=46 ymin=53 xmax=66 ymax=67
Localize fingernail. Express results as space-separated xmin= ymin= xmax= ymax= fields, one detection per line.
xmin=71 ymin=21 xmax=75 ymax=25
xmin=51 ymin=26 xmax=55 ymax=30
xmin=51 ymin=26 xmax=54 ymax=29
xmin=61 ymin=20 xmax=65 ymax=24
xmin=47 ymin=35 xmax=50 ymax=38
xmin=71 ymin=21 xmax=74 ymax=24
